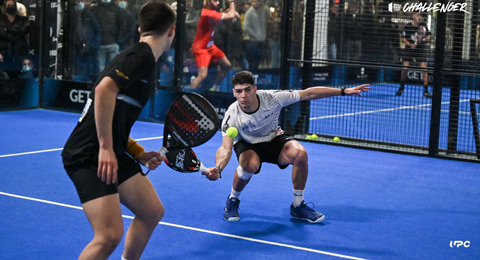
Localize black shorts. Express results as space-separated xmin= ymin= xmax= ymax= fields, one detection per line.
xmin=401 ymin=48 xmax=428 ymax=63
xmin=233 ymin=134 xmax=294 ymax=173
xmin=63 ymin=153 xmax=142 ymax=204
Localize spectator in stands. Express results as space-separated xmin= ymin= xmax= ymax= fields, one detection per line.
xmin=214 ymin=11 xmax=246 ymax=70
xmin=0 ymin=52 xmax=9 ymax=79
xmin=344 ymin=3 xmax=362 ymax=61
xmin=291 ymin=0 xmax=304 ymax=60
xmin=188 ymin=0 xmax=237 ymax=91
xmin=185 ymin=0 xmax=201 ymax=52
xmin=327 ymin=0 xmax=340 ymax=60
xmin=0 ymin=0 xmax=29 ymax=72
xmin=243 ymin=0 xmax=267 ymax=70
xmin=117 ymin=0 xmax=136 ymax=50
xmin=396 ymin=12 xmax=432 ymax=98
xmin=18 ymin=56 xmax=34 ymax=78
xmin=74 ymin=0 xmax=101 ymax=81
xmin=267 ymin=5 xmax=281 ymax=68
xmin=90 ymin=0 xmax=126 ymax=71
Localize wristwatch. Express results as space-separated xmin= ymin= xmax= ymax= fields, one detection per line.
xmin=341 ymin=86 xmax=346 ymax=96
xmin=216 ymin=166 xmax=223 ymax=178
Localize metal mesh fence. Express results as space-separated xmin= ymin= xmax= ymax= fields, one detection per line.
xmin=284 ymin=0 xmax=480 ymax=162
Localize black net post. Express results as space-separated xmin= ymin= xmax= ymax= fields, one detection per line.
xmin=298 ymin=0 xmax=316 ymax=134
xmin=428 ymin=0 xmax=447 ymax=157
xmin=470 ymin=99 xmax=480 ymax=159
xmin=446 ymin=9 xmax=465 ymax=153
xmin=173 ymin=0 xmax=186 ymax=93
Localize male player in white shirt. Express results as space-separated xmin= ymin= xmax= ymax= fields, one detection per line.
xmin=204 ymin=70 xmax=370 ymax=223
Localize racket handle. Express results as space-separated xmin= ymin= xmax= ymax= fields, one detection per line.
xmin=144 ymin=146 xmax=169 ymax=175
xmin=199 ymin=162 xmax=208 ymax=173
xmin=198 ymin=163 xmax=221 ymax=178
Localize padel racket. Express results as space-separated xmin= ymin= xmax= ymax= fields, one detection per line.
xmin=144 ymin=92 xmax=219 ymax=174
xmin=164 ymin=147 xmax=209 ymax=173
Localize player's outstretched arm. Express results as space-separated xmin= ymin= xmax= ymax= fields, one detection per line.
xmin=299 ymin=84 xmax=370 ymax=101
xmin=203 ymin=135 xmax=234 ymax=181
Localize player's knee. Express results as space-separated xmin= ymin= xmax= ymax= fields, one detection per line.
xmin=96 ymin=228 xmax=123 ymax=253
xmin=236 ymin=165 xmax=255 ymax=180
xmin=197 ymin=70 xmax=208 ymax=79
xmin=151 ymin=203 xmax=165 ymax=224
xmin=138 ymin=201 xmax=164 ymax=225
xmin=293 ymin=148 xmax=308 ymax=167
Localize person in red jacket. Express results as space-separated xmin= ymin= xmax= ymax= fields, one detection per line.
xmin=188 ymin=0 xmax=237 ymax=91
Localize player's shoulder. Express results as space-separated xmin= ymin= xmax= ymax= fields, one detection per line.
xmin=122 ymin=43 xmax=155 ymax=64
xmin=226 ymin=101 xmax=240 ymax=113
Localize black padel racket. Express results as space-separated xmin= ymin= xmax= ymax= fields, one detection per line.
xmin=144 ymin=92 xmax=219 ymax=174
xmin=164 ymin=147 xmax=209 ymax=173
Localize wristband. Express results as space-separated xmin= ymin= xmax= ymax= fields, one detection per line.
xmin=341 ymin=86 xmax=346 ymax=96
xmin=216 ymin=166 xmax=223 ymax=177
xmin=127 ymin=139 xmax=145 ymax=159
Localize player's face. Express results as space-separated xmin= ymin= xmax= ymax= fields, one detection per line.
xmin=233 ymin=84 xmax=257 ymax=112
xmin=209 ymin=0 xmax=220 ymax=9
xmin=413 ymin=13 xmax=422 ymax=23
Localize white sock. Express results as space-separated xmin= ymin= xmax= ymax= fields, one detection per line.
xmin=293 ymin=189 xmax=304 ymax=207
xmin=229 ymin=187 xmax=242 ymax=199
xmin=121 ymin=256 xmax=128 ymax=260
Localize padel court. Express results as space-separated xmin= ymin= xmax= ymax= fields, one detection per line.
xmin=1 ymin=106 xmax=479 ymax=259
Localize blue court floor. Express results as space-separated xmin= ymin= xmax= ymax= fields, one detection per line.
xmin=0 ymin=109 xmax=479 ymax=259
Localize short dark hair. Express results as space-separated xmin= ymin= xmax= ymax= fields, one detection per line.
xmin=232 ymin=71 xmax=255 ymax=87
xmin=138 ymin=1 xmax=177 ymax=36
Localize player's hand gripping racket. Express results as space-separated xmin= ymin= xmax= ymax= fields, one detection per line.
xmin=163 ymin=147 xmax=209 ymax=173
xmin=144 ymin=92 xmax=219 ymax=174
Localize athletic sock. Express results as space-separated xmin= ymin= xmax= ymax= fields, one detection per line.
xmin=122 ymin=256 xmax=128 ymax=260
xmin=229 ymin=187 xmax=242 ymax=200
xmin=293 ymin=189 xmax=305 ymax=207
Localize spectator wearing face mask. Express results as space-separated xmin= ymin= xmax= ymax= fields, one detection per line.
xmin=90 ymin=0 xmax=126 ymax=71
xmin=0 ymin=0 xmax=30 ymax=72
xmin=18 ymin=57 xmax=35 ymax=79
xmin=73 ymin=0 xmax=101 ymax=81
xmin=116 ymin=0 xmax=136 ymax=50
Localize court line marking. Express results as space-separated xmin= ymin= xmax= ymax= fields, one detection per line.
xmin=0 ymin=191 xmax=369 ymax=260
xmin=0 ymin=137 xmax=163 ymax=158
xmin=311 ymin=99 xmax=470 ymax=120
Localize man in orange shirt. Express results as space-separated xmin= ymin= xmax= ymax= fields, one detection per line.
xmin=188 ymin=0 xmax=237 ymax=91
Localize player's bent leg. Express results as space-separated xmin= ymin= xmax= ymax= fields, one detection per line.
xmin=224 ymin=150 xmax=260 ymax=222
xmin=212 ymin=57 xmax=232 ymax=90
xmin=278 ymin=140 xmax=308 ymax=190
xmin=190 ymin=67 xmax=208 ymax=89
xmin=119 ymin=173 xmax=164 ymax=260
xmin=80 ymin=194 xmax=124 ymax=260
xmin=279 ymin=141 xmax=325 ymax=224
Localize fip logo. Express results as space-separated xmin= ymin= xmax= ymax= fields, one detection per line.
xmin=450 ymin=241 xmax=471 ymax=248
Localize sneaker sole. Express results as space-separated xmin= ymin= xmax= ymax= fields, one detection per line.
xmin=291 ymin=214 xmax=325 ymax=224
xmin=224 ymin=216 xmax=240 ymax=222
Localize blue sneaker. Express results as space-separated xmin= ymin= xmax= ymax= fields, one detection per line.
xmin=223 ymin=196 xmax=240 ymax=221
xmin=290 ymin=201 xmax=325 ymax=223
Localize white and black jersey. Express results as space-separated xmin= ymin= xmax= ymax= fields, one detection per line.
xmin=221 ymin=90 xmax=300 ymax=144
